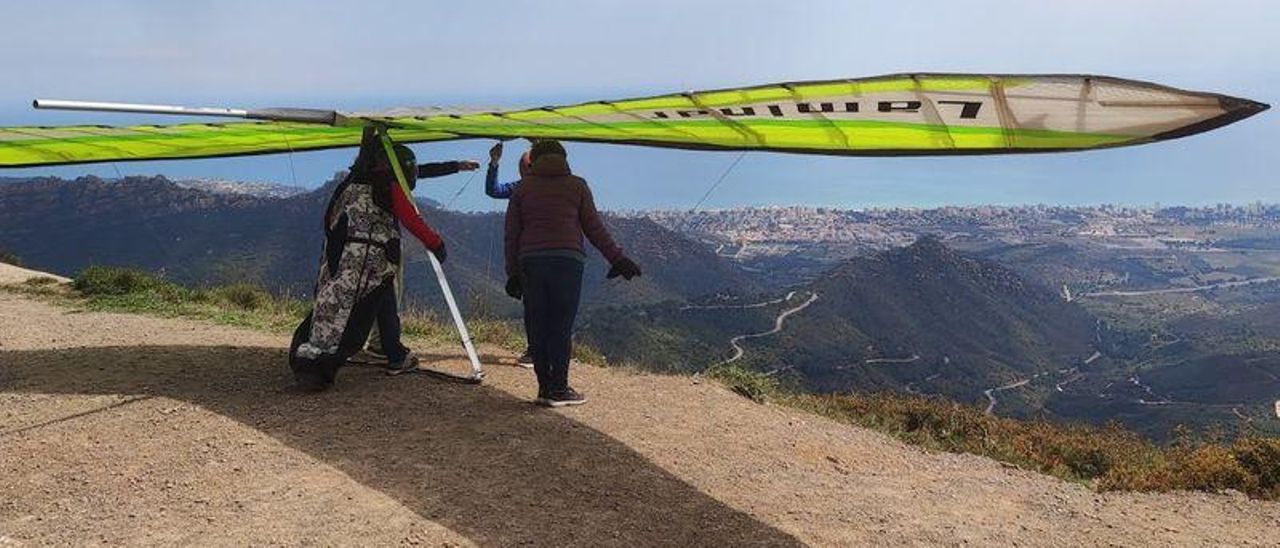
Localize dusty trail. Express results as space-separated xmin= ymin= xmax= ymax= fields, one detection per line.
xmin=1 ymin=283 xmax=1278 ymax=544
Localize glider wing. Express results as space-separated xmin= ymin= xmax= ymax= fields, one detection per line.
xmin=376 ymin=74 xmax=1266 ymax=156
xmin=0 ymin=74 xmax=1266 ymax=167
xmin=0 ymin=121 xmax=457 ymax=168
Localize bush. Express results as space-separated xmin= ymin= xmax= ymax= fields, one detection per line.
xmin=210 ymin=283 xmax=272 ymax=310
xmin=1231 ymin=437 xmax=1280 ymax=497
xmin=1178 ymin=445 xmax=1254 ymax=493
xmin=0 ymin=250 xmax=20 ymax=266
xmin=706 ymin=364 xmax=780 ymax=403
xmin=74 ymin=266 xmax=175 ymax=296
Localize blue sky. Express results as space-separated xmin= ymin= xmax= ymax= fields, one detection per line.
xmin=2 ymin=0 xmax=1276 ymax=210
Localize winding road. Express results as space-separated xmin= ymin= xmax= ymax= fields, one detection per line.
xmin=864 ymin=354 xmax=921 ymax=365
xmin=983 ymin=367 xmax=1081 ymax=415
xmin=1081 ymin=276 xmax=1280 ymax=298
xmin=682 ymin=291 xmax=797 ymax=311
xmin=718 ymin=292 xmax=820 ymax=365
xmin=983 ymin=378 xmax=1032 ymax=415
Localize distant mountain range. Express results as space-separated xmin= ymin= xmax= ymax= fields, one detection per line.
xmin=1 ymin=175 xmax=309 ymax=199
xmin=0 ymin=176 xmax=757 ymax=314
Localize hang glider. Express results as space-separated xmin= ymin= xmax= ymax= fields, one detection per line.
xmin=0 ymin=73 xmax=1266 ymax=168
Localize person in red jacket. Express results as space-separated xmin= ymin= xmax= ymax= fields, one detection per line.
xmin=289 ymin=128 xmax=475 ymax=391
xmin=504 ymin=139 xmax=641 ymax=406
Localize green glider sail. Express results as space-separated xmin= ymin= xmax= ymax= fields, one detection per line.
xmin=0 ymin=73 xmax=1267 ymax=167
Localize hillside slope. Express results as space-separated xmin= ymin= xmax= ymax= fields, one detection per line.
xmin=1 ymin=277 xmax=1276 ymax=545
xmin=581 ymin=238 xmax=1107 ymax=410
xmin=786 ymin=236 xmax=1101 ymax=401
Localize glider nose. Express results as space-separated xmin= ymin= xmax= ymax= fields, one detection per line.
xmin=1226 ymin=96 xmax=1270 ymax=119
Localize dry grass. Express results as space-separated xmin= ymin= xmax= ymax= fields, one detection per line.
xmin=787 ymin=390 xmax=1280 ymax=500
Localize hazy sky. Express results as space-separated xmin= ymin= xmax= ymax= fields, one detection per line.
xmin=2 ymin=0 xmax=1276 ymax=210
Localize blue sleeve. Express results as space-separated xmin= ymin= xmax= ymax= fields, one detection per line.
xmin=484 ymin=164 xmax=520 ymax=199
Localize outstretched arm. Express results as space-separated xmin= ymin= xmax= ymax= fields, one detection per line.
xmin=389 ymin=180 xmax=443 ymax=251
xmin=419 ymin=160 xmax=480 ymax=179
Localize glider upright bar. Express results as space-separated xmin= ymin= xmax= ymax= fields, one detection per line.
xmin=428 ymin=252 xmax=486 ymax=381
xmin=377 ymin=127 xmax=485 ymax=383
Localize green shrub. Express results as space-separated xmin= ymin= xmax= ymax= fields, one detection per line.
xmin=572 ymin=342 xmax=607 ymax=367
xmin=210 ymin=283 xmax=272 ymax=310
xmin=0 ymin=250 xmax=20 ymax=266
xmin=74 ymin=266 xmax=171 ymax=295
xmin=706 ymin=363 xmax=780 ymax=403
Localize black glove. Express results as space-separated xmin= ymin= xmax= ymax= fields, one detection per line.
xmin=607 ymin=257 xmax=642 ymax=280
xmin=505 ymin=275 xmax=523 ymax=300
xmin=431 ymin=241 xmax=447 ymax=263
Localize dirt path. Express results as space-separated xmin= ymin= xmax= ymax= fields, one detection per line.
xmin=2 ymin=291 xmax=1279 ymax=546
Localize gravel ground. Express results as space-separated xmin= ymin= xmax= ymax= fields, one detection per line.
xmin=1 ymin=273 xmax=1278 ymax=546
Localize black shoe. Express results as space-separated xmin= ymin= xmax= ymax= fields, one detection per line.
xmin=517 ymin=350 xmax=534 ymax=369
xmin=539 ymin=387 xmax=587 ymax=408
xmin=385 ymin=352 xmax=419 ymax=376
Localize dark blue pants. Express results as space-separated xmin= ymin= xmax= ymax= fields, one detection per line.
xmin=520 ymin=256 xmax=584 ymax=394
xmin=374 ymin=285 xmax=409 ymax=363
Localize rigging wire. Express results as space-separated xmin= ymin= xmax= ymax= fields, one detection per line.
xmin=445 ymin=168 xmax=480 ymax=210
xmin=280 ymin=131 xmax=299 ymax=187
xmin=690 ymin=151 xmax=747 ymax=213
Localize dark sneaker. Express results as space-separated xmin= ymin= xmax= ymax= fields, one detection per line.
xmin=348 ymin=349 xmax=387 ymax=366
xmin=385 ymin=352 xmax=419 ymax=376
xmin=517 ymin=350 xmax=534 ymax=369
xmin=539 ymin=387 xmax=587 ymax=408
